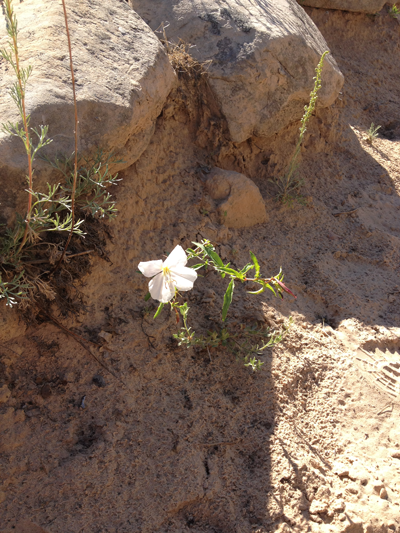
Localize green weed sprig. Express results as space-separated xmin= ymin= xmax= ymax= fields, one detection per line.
xmin=274 ymin=51 xmax=329 ymax=205
xmin=366 ymin=123 xmax=381 ymax=145
xmin=389 ymin=4 xmax=400 ymax=17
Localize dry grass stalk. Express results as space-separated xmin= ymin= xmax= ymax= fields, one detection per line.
xmin=167 ymin=40 xmax=211 ymax=78
xmin=53 ymin=0 xmax=79 ymax=271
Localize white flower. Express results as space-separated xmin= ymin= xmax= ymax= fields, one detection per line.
xmin=138 ymin=245 xmax=197 ymax=303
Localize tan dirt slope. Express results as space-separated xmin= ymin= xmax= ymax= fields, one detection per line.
xmin=1 ymin=5 xmax=400 ymax=533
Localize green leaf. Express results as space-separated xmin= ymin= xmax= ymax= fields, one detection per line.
xmin=144 ymin=291 xmax=151 ymax=301
xmin=215 ymin=265 xmax=240 ymax=277
xmin=192 ymin=241 xmax=206 ymax=253
xmin=222 ymin=279 xmax=235 ymax=322
xmin=190 ymin=263 xmax=205 ymax=270
xmin=247 ymin=285 xmax=265 ymax=295
xmin=249 ymin=251 xmax=260 ymax=278
xmin=154 ymin=302 xmax=164 ymax=319
xmin=265 ymin=283 xmax=277 ymax=297
xmin=240 ymin=263 xmax=254 ymax=276
xmin=204 ymin=246 xmax=224 ymax=267
xmin=178 ymin=302 xmax=189 ymax=317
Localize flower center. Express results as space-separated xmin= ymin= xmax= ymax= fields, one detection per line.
xmin=162 ymin=266 xmax=171 ymax=278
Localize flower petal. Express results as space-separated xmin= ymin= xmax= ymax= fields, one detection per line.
xmin=149 ymin=272 xmax=175 ymax=303
xmin=138 ymin=259 xmax=163 ymax=278
xmin=164 ymin=245 xmax=187 ymax=269
xmin=171 ymin=265 xmax=197 ymax=291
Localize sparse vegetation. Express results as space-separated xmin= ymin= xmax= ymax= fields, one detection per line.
xmin=366 ymin=122 xmax=381 ymax=145
xmin=273 ymin=51 xmax=329 ymax=205
xmin=0 ymin=0 xmax=120 ymax=312
xmin=389 ymin=4 xmax=400 ymax=18
xmin=140 ymin=240 xmax=295 ymax=370
xmin=173 ymin=302 xmax=292 ymax=371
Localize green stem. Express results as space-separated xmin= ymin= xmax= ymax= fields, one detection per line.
xmin=4 ymin=0 xmax=34 ymax=254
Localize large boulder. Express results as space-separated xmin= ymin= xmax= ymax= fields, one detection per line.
xmin=205 ymin=168 xmax=267 ymax=228
xmin=0 ymin=0 xmax=175 ymax=224
xmin=297 ymin=0 xmax=387 ymax=13
xmin=130 ymin=0 xmax=344 ymax=143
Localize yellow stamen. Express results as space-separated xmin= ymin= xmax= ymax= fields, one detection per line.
xmin=162 ymin=266 xmax=171 ymax=277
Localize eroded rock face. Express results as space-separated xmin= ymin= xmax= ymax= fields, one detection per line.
xmin=205 ymin=168 xmax=267 ymax=228
xmin=130 ymin=0 xmax=344 ymax=143
xmin=0 ymin=0 xmax=175 ymax=223
xmin=298 ymin=0 xmax=386 ymax=13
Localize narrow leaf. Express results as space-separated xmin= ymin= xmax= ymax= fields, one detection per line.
xmin=215 ymin=265 xmax=240 ymax=277
xmin=249 ymin=251 xmax=260 ymax=278
xmin=144 ymin=291 xmax=151 ymax=301
xmin=240 ymin=263 xmax=254 ymax=276
xmin=265 ymin=283 xmax=277 ymax=297
xmin=222 ymin=279 xmax=235 ymax=322
xmin=190 ymin=263 xmax=205 ymax=270
xmin=247 ymin=285 xmax=265 ymax=295
xmin=204 ymin=246 xmax=224 ymax=267
xmin=154 ymin=302 xmax=165 ymax=318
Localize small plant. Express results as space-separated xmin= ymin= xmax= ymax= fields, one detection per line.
xmin=0 ymin=1 xmax=120 ymax=311
xmin=389 ymin=4 xmax=400 ymax=18
xmin=173 ymin=302 xmax=292 ymax=371
xmin=46 ymin=151 xmax=121 ymax=220
xmin=139 ymin=240 xmax=295 ymax=370
xmin=1 ymin=0 xmax=53 ymax=255
xmin=273 ymin=51 xmax=329 ymax=205
xmin=366 ymin=123 xmax=381 ymax=145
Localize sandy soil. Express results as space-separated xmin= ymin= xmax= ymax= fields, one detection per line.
xmin=1 ymin=5 xmax=400 ymax=533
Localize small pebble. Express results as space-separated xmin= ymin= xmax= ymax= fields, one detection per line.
xmin=98 ymin=330 xmax=113 ymax=342
xmin=92 ymin=375 xmax=106 ymax=388
xmin=346 ymin=485 xmax=359 ymax=495
xmin=379 ymin=488 xmax=388 ymax=499
xmin=373 ymin=481 xmax=384 ymax=493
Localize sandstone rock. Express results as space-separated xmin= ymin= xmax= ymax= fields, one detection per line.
xmin=205 ymin=168 xmax=267 ymax=228
xmin=341 ymin=515 xmax=364 ymax=532
xmin=332 ymin=499 xmax=346 ymax=512
xmin=298 ymin=0 xmax=386 ymax=14
xmin=0 ymin=0 xmax=175 ymax=224
xmin=315 ymin=486 xmax=331 ymax=501
xmin=309 ymin=499 xmax=329 ymax=514
xmin=333 ymin=461 xmax=350 ymax=477
xmin=348 ymin=465 xmax=369 ymax=484
xmin=131 ymin=0 xmax=344 ymax=143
